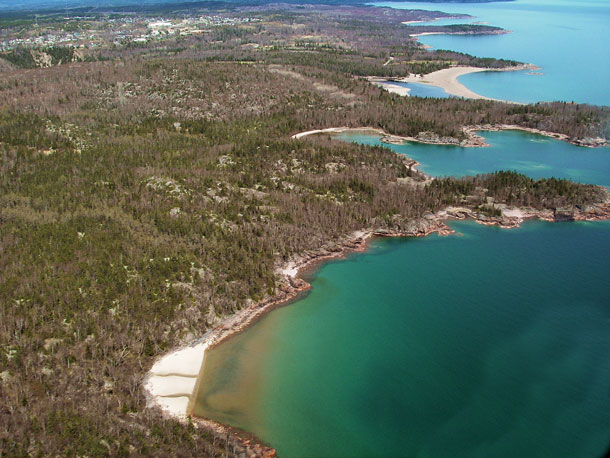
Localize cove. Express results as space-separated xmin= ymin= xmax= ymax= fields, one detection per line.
xmin=192 ymin=219 xmax=610 ymax=457
xmin=191 ymin=129 xmax=610 ymax=456
xmin=370 ymin=0 xmax=610 ymax=105
xmin=333 ymin=129 xmax=610 ymax=187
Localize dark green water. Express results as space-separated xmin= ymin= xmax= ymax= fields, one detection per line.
xmin=193 ymin=220 xmax=610 ymax=458
xmin=334 ymin=130 xmax=610 ymax=188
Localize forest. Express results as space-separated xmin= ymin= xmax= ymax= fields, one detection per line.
xmin=0 ymin=5 xmax=609 ymax=457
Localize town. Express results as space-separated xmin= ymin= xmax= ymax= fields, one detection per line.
xmin=0 ymin=13 xmax=259 ymax=51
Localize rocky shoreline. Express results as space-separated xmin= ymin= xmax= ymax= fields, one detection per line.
xmin=293 ymin=125 xmax=607 ymax=150
xmin=145 ymin=125 xmax=610 ymax=457
xmin=409 ymin=29 xmax=509 ymax=37
xmin=380 ymin=125 xmax=608 ymax=148
xmin=147 ymin=127 xmax=610 ymax=457
xmin=312 ymin=124 xmax=608 ymax=148
xmin=464 ymin=124 xmax=608 ymax=148
xmin=144 ymin=191 xmax=610 ymax=456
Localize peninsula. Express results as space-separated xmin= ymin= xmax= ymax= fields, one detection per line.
xmin=369 ymin=64 xmax=538 ymax=101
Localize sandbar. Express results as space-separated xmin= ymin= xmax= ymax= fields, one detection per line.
xmin=371 ymin=65 xmax=535 ymax=102
xmin=396 ymin=66 xmax=500 ymax=100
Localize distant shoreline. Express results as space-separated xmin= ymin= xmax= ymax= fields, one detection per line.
xmin=409 ymin=29 xmax=509 ymax=38
xmin=291 ymin=125 xmax=608 ymax=149
xmin=368 ymin=65 xmax=538 ymax=102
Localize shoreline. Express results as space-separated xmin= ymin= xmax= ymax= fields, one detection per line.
xmin=291 ymin=125 xmax=608 ymax=149
xmin=368 ymin=65 xmax=537 ymax=102
xmin=371 ymin=80 xmax=411 ymax=96
xmin=144 ymin=192 xmax=610 ymax=456
xmin=409 ymin=30 xmax=510 ymax=38
xmin=144 ymin=127 xmax=609 ymax=457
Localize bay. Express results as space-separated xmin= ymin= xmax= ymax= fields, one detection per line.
xmin=192 ymin=219 xmax=610 ymax=458
xmin=333 ymin=130 xmax=610 ymax=187
xmin=370 ymin=0 xmax=610 ymax=105
xmin=190 ymin=2 xmax=610 ymax=455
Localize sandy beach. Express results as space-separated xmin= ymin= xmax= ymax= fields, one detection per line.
xmin=292 ymin=126 xmax=385 ymax=140
xmin=292 ymin=123 xmax=607 ymax=149
xmin=396 ymin=66 xmax=502 ymax=100
xmin=144 ymin=123 xmax=609 ymax=455
xmin=145 ymin=192 xmax=610 ymax=418
xmin=144 ymin=340 xmax=209 ymax=419
xmin=372 ymin=81 xmax=411 ymax=96
xmin=144 ymin=182 xmax=610 ymax=456
xmin=371 ymin=65 xmax=536 ymax=102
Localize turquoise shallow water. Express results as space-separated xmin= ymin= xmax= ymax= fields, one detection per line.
xmin=193 ymin=219 xmax=610 ymax=458
xmin=370 ymin=0 xmax=610 ymax=105
xmin=391 ymin=81 xmax=454 ymax=98
xmin=334 ymin=130 xmax=610 ymax=187
xmin=190 ymin=1 xmax=610 ymax=454
xmin=193 ymin=130 xmax=610 ymax=456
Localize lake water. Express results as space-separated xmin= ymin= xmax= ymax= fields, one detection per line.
xmin=390 ymin=81 xmax=454 ymax=98
xmin=333 ymin=130 xmax=610 ymax=187
xmin=192 ymin=219 xmax=610 ymax=458
xmin=189 ymin=1 xmax=610 ymax=456
xmin=192 ymin=132 xmax=610 ymax=458
xmin=371 ymin=0 xmax=610 ymax=105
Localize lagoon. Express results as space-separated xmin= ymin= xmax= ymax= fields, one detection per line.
xmin=392 ymin=81 xmax=454 ymax=98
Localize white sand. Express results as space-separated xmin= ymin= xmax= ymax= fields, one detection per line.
xmin=373 ymin=81 xmax=411 ymax=97
xmin=398 ymin=66 xmax=498 ymax=100
xmin=292 ymin=126 xmax=386 ymax=140
xmin=149 ymin=344 xmax=207 ymax=376
xmin=292 ymin=127 xmax=351 ymax=139
xmin=145 ymin=228 xmax=374 ymax=422
xmin=502 ymin=208 xmax=525 ymax=218
xmin=410 ymin=32 xmax=445 ymax=37
xmin=154 ymin=396 xmax=191 ymax=416
xmin=144 ymin=341 xmax=209 ymax=419
xmin=147 ymin=375 xmax=199 ymax=397
xmin=366 ymin=65 xmax=536 ymax=103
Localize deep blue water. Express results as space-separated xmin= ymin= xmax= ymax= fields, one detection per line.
xmin=193 ymin=117 xmax=610 ymax=458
